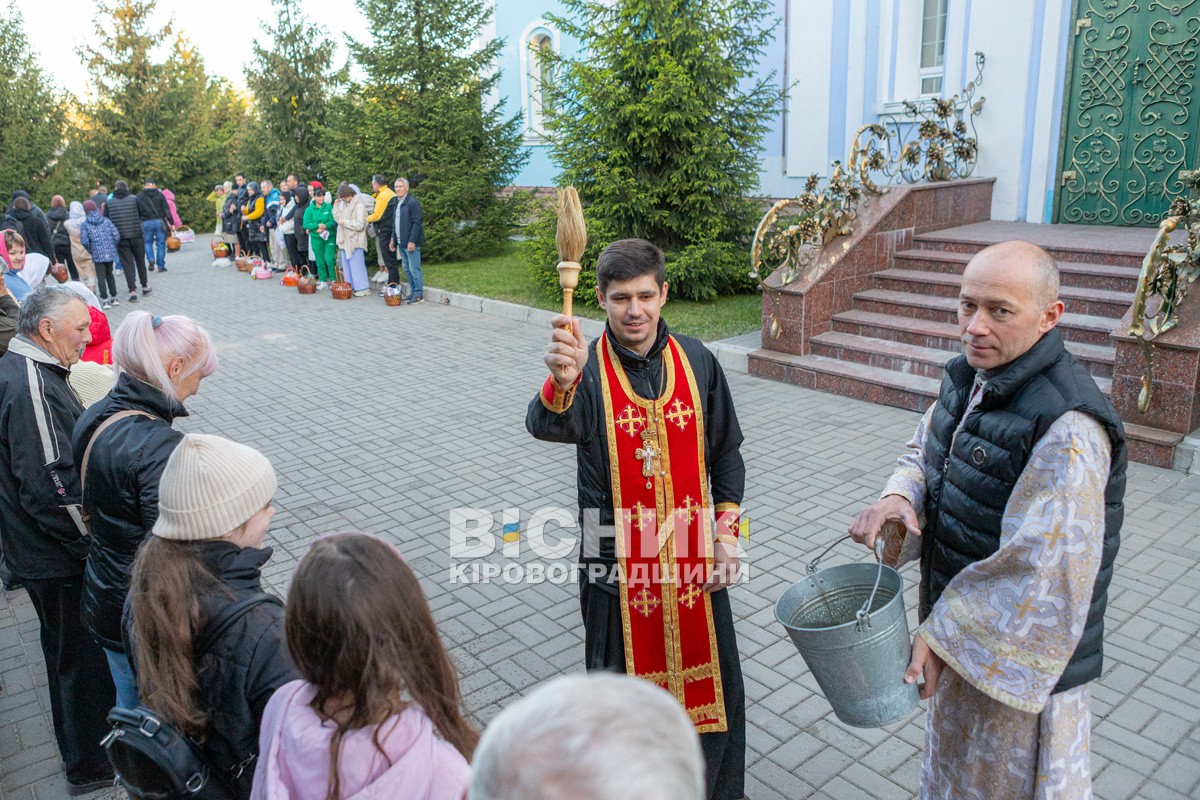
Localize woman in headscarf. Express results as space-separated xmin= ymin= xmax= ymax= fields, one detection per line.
xmin=65 ymin=201 xmax=97 ymax=291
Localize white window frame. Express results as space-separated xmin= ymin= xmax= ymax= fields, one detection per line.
xmin=918 ymin=0 xmax=948 ymax=97
xmin=519 ymin=20 xmax=560 ymax=143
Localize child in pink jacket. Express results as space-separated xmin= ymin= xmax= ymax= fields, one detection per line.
xmin=251 ymin=533 xmax=474 ymax=800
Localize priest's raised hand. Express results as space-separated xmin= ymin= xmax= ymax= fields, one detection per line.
xmin=544 ymin=314 xmax=588 ymax=390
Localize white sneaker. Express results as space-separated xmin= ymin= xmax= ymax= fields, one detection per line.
xmin=316 ymin=281 xmax=328 ymax=290
xmin=353 ymin=289 xmax=370 ymax=297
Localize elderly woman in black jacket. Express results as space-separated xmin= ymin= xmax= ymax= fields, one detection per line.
xmin=72 ymin=310 xmax=218 ymax=709
xmin=125 ymin=433 xmax=296 ymax=800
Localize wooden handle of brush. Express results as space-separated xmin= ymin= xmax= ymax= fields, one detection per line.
xmin=562 ymin=289 xmax=575 ymax=323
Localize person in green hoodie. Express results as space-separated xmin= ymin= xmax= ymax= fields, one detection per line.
xmin=301 ymin=182 xmax=337 ymax=288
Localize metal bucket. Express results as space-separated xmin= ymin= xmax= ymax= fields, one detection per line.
xmin=773 ymin=543 xmax=919 ymax=728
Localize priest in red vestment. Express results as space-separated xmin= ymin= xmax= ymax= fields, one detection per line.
xmin=527 ymin=238 xmax=746 ymax=800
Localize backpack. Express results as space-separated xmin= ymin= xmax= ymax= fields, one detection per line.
xmin=101 ymin=593 xmax=283 ymax=800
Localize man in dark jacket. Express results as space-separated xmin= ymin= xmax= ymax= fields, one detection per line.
xmin=137 ymin=179 xmax=173 ymax=273
xmin=848 ymin=241 xmax=1126 ymax=796
xmin=6 ymin=196 xmax=53 ymax=258
xmin=0 ymin=285 xmax=116 ymax=794
xmin=104 ymin=180 xmax=153 ymax=302
xmin=392 ymin=177 xmax=425 ymax=303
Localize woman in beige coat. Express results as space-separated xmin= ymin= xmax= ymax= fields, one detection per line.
xmin=332 ymin=183 xmax=370 ymax=296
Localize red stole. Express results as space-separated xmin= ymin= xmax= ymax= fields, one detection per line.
xmin=598 ymin=332 xmax=726 ymax=733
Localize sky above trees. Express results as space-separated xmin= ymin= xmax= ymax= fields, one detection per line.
xmin=21 ymin=0 xmax=367 ymax=97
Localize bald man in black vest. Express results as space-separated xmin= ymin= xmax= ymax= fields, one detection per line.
xmin=849 ymin=240 xmax=1126 ymax=799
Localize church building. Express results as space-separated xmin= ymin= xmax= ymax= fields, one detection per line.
xmin=491 ymin=0 xmax=1199 ymax=228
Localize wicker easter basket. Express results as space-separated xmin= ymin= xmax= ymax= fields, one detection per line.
xmin=383 ymin=282 xmax=403 ymax=307
xmin=296 ymin=266 xmax=317 ymax=294
xmin=235 ymin=257 xmax=255 ymax=273
xmin=166 ymin=234 xmax=181 ymax=252
xmin=210 ymin=238 xmax=229 ymax=258
xmin=330 ymin=269 xmax=352 ymax=300
xmin=281 ymin=266 xmax=299 ymax=287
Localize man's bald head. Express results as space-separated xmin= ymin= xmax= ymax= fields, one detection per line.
xmin=957 ymin=240 xmax=1065 ymax=371
xmin=967 ymin=240 xmax=1060 ymax=307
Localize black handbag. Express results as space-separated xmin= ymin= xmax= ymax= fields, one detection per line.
xmin=101 ymin=594 xmax=282 ymax=799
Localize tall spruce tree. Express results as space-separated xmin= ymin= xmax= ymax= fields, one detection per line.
xmin=323 ymin=0 xmax=528 ymax=261
xmin=0 ymin=3 xmax=68 ymax=196
xmin=80 ymin=0 xmax=172 ymax=182
xmin=528 ymin=0 xmax=779 ymax=301
xmin=80 ymin=0 xmax=248 ymax=224
xmin=244 ymin=0 xmax=338 ymax=178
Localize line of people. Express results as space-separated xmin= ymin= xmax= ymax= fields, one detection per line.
xmin=211 ymin=173 xmax=425 ymax=303
xmin=0 ymin=181 xmax=182 ymax=310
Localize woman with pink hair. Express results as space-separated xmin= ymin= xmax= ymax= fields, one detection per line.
xmin=71 ymin=310 xmax=219 ymax=709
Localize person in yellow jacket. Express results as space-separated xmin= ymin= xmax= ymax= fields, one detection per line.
xmin=366 ymin=174 xmax=399 ymax=287
xmin=241 ymin=182 xmax=268 ymax=262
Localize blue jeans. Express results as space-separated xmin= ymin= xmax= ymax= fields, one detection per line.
xmin=400 ymin=246 xmax=423 ymax=296
xmin=104 ymin=648 xmax=139 ymax=710
xmin=142 ymin=219 xmax=166 ymax=268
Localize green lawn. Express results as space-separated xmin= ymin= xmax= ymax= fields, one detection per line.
xmin=422 ymin=243 xmax=763 ymax=342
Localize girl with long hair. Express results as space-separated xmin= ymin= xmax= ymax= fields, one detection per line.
xmin=252 ymin=533 xmax=476 ymax=800
xmin=127 ymin=433 xmax=297 ymax=799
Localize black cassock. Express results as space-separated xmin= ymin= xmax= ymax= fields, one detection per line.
xmin=527 ymin=319 xmax=746 ymax=800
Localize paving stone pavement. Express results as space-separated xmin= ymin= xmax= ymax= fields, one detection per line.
xmin=2 ymin=242 xmax=1199 ymax=800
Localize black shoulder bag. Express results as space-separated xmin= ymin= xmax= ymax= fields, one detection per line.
xmin=101 ymin=593 xmax=282 ymax=800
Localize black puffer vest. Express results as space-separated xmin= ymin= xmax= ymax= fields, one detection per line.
xmin=921 ymin=328 xmax=1126 ymax=693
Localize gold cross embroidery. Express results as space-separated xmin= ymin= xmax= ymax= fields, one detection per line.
xmin=627 ymin=501 xmax=655 ymax=532
xmin=677 ymin=495 xmax=701 ymax=525
xmin=615 ymin=405 xmax=646 ymax=437
xmin=665 ymin=398 xmax=695 ymax=431
xmin=1043 ymin=528 xmax=1067 ymax=547
xmin=982 ymin=660 xmax=1005 ymax=682
xmin=630 ymin=588 xmax=660 ymax=618
xmin=678 ymin=584 xmax=703 ymax=610
xmin=1014 ymin=597 xmax=1039 ymax=620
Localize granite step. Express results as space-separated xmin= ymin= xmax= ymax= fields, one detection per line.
xmin=870 ymin=270 xmax=1133 ymax=318
xmin=829 ymin=310 xmax=1118 ymax=373
xmin=849 ymin=289 xmax=1122 ymax=346
xmin=811 ymin=328 xmax=1114 ymax=380
xmin=809 ymin=331 xmax=954 ymax=380
xmin=1123 ymin=423 xmax=1185 ymax=470
xmin=890 ymin=249 xmax=1142 ymax=293
xmin=749 ymin=350 xmax=940 ymax=413
xmin=911 ymin=227 xmax=1150 ymax=268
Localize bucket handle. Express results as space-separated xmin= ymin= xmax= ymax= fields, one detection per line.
xmin=805 ymin=536 xmax=886 ymax=633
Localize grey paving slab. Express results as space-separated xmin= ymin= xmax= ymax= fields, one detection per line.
xmin=2 ymin=242 xmax=1199 ymax=798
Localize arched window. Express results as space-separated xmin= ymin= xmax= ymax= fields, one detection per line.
xmin=521 ymin=23 xmax=558 ymax=140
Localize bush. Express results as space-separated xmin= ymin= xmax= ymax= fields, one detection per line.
xmin=523 ymin=205 xmax=754 ymax=305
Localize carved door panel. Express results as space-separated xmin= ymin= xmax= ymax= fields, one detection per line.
xmin=1057 ymin=1 xmax=1200 ymax=225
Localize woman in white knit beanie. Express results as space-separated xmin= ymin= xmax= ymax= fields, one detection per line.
xmin=124 ymin=433 xmax=297 ymax=800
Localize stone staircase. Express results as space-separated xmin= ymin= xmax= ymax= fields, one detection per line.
xmin=747 ymin=182 xmax=1191 ymax=466
xmin=783 ymin=239 xmax=1141 ymax=412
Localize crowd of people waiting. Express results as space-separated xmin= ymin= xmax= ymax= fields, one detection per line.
xmin=208 ymin=172 xmax=426 ymax=303
xmin=0 ymin=281 xmax=704 ymax=800
xmin=0 ymin=182 xmax=181 ymax=312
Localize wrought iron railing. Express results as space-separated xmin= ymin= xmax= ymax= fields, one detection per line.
xmin=751 ymin=53 xmax=986 ymax=339
xmin=1128 ymin=169 xmax=1200 ymax=412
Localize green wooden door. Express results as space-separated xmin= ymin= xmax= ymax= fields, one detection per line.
xmin=1057 ymin=1 xmax=1200 ymax=225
